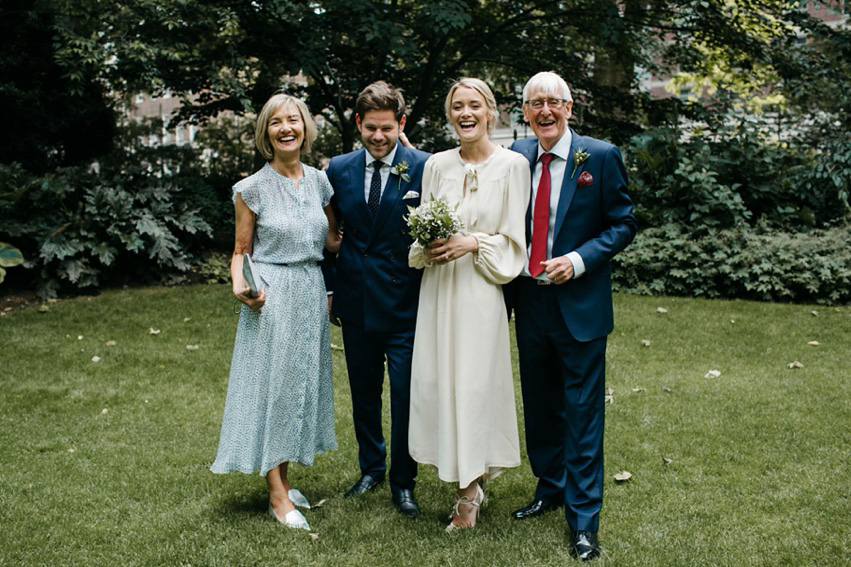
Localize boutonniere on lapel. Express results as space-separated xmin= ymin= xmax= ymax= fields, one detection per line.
xmin=390 ymin=161 xmax=411 ymax=192
xmin=571 ymin=147 xmax=589 ymax=179
xmin=577 ymin=171 xmax=594 ymax=187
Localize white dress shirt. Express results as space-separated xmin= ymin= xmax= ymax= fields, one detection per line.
xmin=524 ymin=130 xmax=586 ymax=280
xmin=363 ymin=145 xmax=398 ymax=203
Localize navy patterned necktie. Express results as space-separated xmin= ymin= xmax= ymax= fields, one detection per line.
xmin=368 ymin=161 xmax=382 ymax=215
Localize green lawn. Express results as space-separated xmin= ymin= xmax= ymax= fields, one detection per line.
xmin=1 ymin=285 xmax=849 ymax=566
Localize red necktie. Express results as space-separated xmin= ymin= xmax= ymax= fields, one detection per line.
xmin=529 ymin=153 xmax=554 ymax=277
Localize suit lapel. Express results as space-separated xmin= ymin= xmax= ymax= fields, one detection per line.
xmin=553 ymin=129 xmax=581 ymax=241
xmin=348 ymin=149 xmax=372 ymax=227
xmin=520 ymin=140 xmax=537 ymax=175
xmin=520 ymin=140 xmax=538 ymax=240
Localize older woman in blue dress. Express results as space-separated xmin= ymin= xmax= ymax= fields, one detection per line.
xmin=211 ymin=93 xmax=341 ymax=530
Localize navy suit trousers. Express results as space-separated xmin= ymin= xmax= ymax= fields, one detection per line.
xmin=341 ymin=322 xmax=417 ymax=494
xmin=515 ymin=277 xmax=607 ymax=533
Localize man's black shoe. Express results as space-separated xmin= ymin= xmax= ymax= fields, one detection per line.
xmin=570 ymin=530 xmax=600 ymax=562
xmin=511 ymin=499 xmax=560 ymax=520
xmin=392 ymin=489 xmax=420 ymax=518
xmin=343 ymin=474 xmax=384 ymax=499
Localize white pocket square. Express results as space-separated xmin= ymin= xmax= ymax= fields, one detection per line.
xmin=402 ymin=190 xmax=420 ymax=199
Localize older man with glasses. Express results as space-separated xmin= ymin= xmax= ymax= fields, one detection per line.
xmin=508 ymin=71 xmax=637 ymax=561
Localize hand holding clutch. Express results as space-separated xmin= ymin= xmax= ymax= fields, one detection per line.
xmin=233 ymin=253 xmax=266 ymax=313
xmin=242 ymin=253 xmax=261 ymax=298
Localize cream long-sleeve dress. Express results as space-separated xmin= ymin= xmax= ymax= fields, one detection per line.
xmin=408 ymin=146 xmax=531 ymax=489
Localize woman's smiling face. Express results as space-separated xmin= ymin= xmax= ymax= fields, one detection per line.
xmin=266 ymin=103 xmax=304 ymax=158
xmin=449 ymin=86 xmax=492 ymax=143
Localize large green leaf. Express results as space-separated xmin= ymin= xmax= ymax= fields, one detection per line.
xmin=0 ymin=243 xmax=24 ymax=268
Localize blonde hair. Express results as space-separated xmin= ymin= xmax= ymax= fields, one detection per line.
xmin=444 ymin=78 xmax=498 ymax=133
xmin=254 ymin=94 xmax=318 ymax=159
xmin=522 ymin=71 xmax=573 ymax=103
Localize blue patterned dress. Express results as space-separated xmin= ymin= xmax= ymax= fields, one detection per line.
xmin=211 ymin=163 xmax=337 ymax=476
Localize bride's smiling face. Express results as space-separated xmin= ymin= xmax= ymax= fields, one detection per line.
xmin=449 ymin=87 xmax=492 ymax=143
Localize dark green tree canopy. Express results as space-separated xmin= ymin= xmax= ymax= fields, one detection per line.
xmin=53 ymin=0 xmax=827 ymax=152
xmin=0 ymin=0 xmax=114 ymax=172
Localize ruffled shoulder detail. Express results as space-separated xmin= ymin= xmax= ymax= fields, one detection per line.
xmin=232 ymin=167 xmax=267 ymax=213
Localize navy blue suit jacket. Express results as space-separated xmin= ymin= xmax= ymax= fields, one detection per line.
xmin=510 ymin=130 xmax=637 ymax=342
xmin=324 ymin=143 xmax=431 ymax=333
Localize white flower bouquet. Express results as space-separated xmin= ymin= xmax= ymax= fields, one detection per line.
xmin=405 ymin=196 xmax=464 ymax=246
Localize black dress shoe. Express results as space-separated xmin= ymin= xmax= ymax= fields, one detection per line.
xmin=511 ymin=499 xmax=560 ymax=520
xmin=344 ymin=474 xmax=384 ymax=499
xmin=570 ymin=530 xmax=600 ymax=561
xmin=392 ymin=489 xmax=420 ymax=518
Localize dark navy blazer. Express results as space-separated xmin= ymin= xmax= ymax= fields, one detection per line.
xmin=324 ymin=143 xmax=431 ymax=333
xmin=510 ymin=130 xmax=637 ymax=342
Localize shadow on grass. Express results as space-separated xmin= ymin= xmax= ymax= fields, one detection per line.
xmin=217 ymin=491 xmax=269 ymax=518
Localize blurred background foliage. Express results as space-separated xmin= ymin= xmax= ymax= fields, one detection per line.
xmin=1 ymin=0 xmax=849 ymax=302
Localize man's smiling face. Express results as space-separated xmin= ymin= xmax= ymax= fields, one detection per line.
xmin=523 ymin=90 xmax=572 ymax=152
xmin=356 ymin=109 xmax=406 ymax=161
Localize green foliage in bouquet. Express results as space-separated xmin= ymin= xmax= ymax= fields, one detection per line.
xmin=406 ymin=196 xmax=464 ymax=246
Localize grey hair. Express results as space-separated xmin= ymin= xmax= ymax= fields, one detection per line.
xmin=522 ymin=71 xmax=573 ymax=103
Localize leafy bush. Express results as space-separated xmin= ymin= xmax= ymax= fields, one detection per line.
xmin=104 ymin=119 xmax=236 ymax=246
xmin=613 ymin=225 xmax=851 ymax=305
xmin=801 ymin=137 xmax=851 ymax=225
xmin=0 ymin=160 xmax=212 ymax=298
xmin=625 ymin=123 xmax=846 ymax=234
xmin=193 ymin=251 xmax=232 ymax=285
xmin=0 ymin=116 xmax=225 ymax=298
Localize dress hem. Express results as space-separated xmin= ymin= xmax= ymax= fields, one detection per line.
xmin=210 ymin=445 xmax=337 ymax=477
xmin=409 ymin=456 xmax=521 ymax=487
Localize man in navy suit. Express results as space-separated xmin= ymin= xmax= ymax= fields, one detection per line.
xmin=509 ymin=72 xmax=636 ymax=560
xmin=324 ymin=81 xmax=430 ymax=517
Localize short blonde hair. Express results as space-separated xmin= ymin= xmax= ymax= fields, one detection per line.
xmin=444 ymin=78 xmax=498 ymax=133
xmin=254 ymin=94 xmax=318 ymax=160
xmin=522 ymin=71 xmax=572 ymax=103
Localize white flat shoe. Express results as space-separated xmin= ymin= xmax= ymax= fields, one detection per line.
xmin=268 ymin=504 xmax=311 ymax=530
xmin=288 ymin=488 xmax=311 ymax=509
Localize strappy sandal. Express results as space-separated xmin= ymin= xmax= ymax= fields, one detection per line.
xmin=445 ymin=484 xmax=484 ymax=533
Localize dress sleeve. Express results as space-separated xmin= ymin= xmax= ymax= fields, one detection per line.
xmin=232 ymin=178 xmax=261 ymax=214
xmin=468 ymin=155 xmax=531 ymax=285
xmin=408 ymin=157 xmax=438 ymax=270
xmin=317 ymin=169 xmax=334 ymax=208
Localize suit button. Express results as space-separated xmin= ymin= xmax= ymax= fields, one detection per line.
xmin=400 ymin=229 xmax=406 ymax=235
xmin=389 ymin=252 xmax=395 ymax=259
xmin=363 ymin=251 xmax=368 ymax=257
xmin=391 ymin=276 xmax=398 ymax=283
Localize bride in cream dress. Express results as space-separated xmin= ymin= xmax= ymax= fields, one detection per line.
xmin=408 ymin=78 xmax=530 ymax=532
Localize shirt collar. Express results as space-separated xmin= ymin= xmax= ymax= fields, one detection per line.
xmin=536 ymin=129 xmax=572 ymax=162
xmin=365 ymin=145 xmax=398 ymax=169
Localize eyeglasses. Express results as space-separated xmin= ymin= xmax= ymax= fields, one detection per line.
xmin=525 ymin=98 xmax=570 ymax=110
